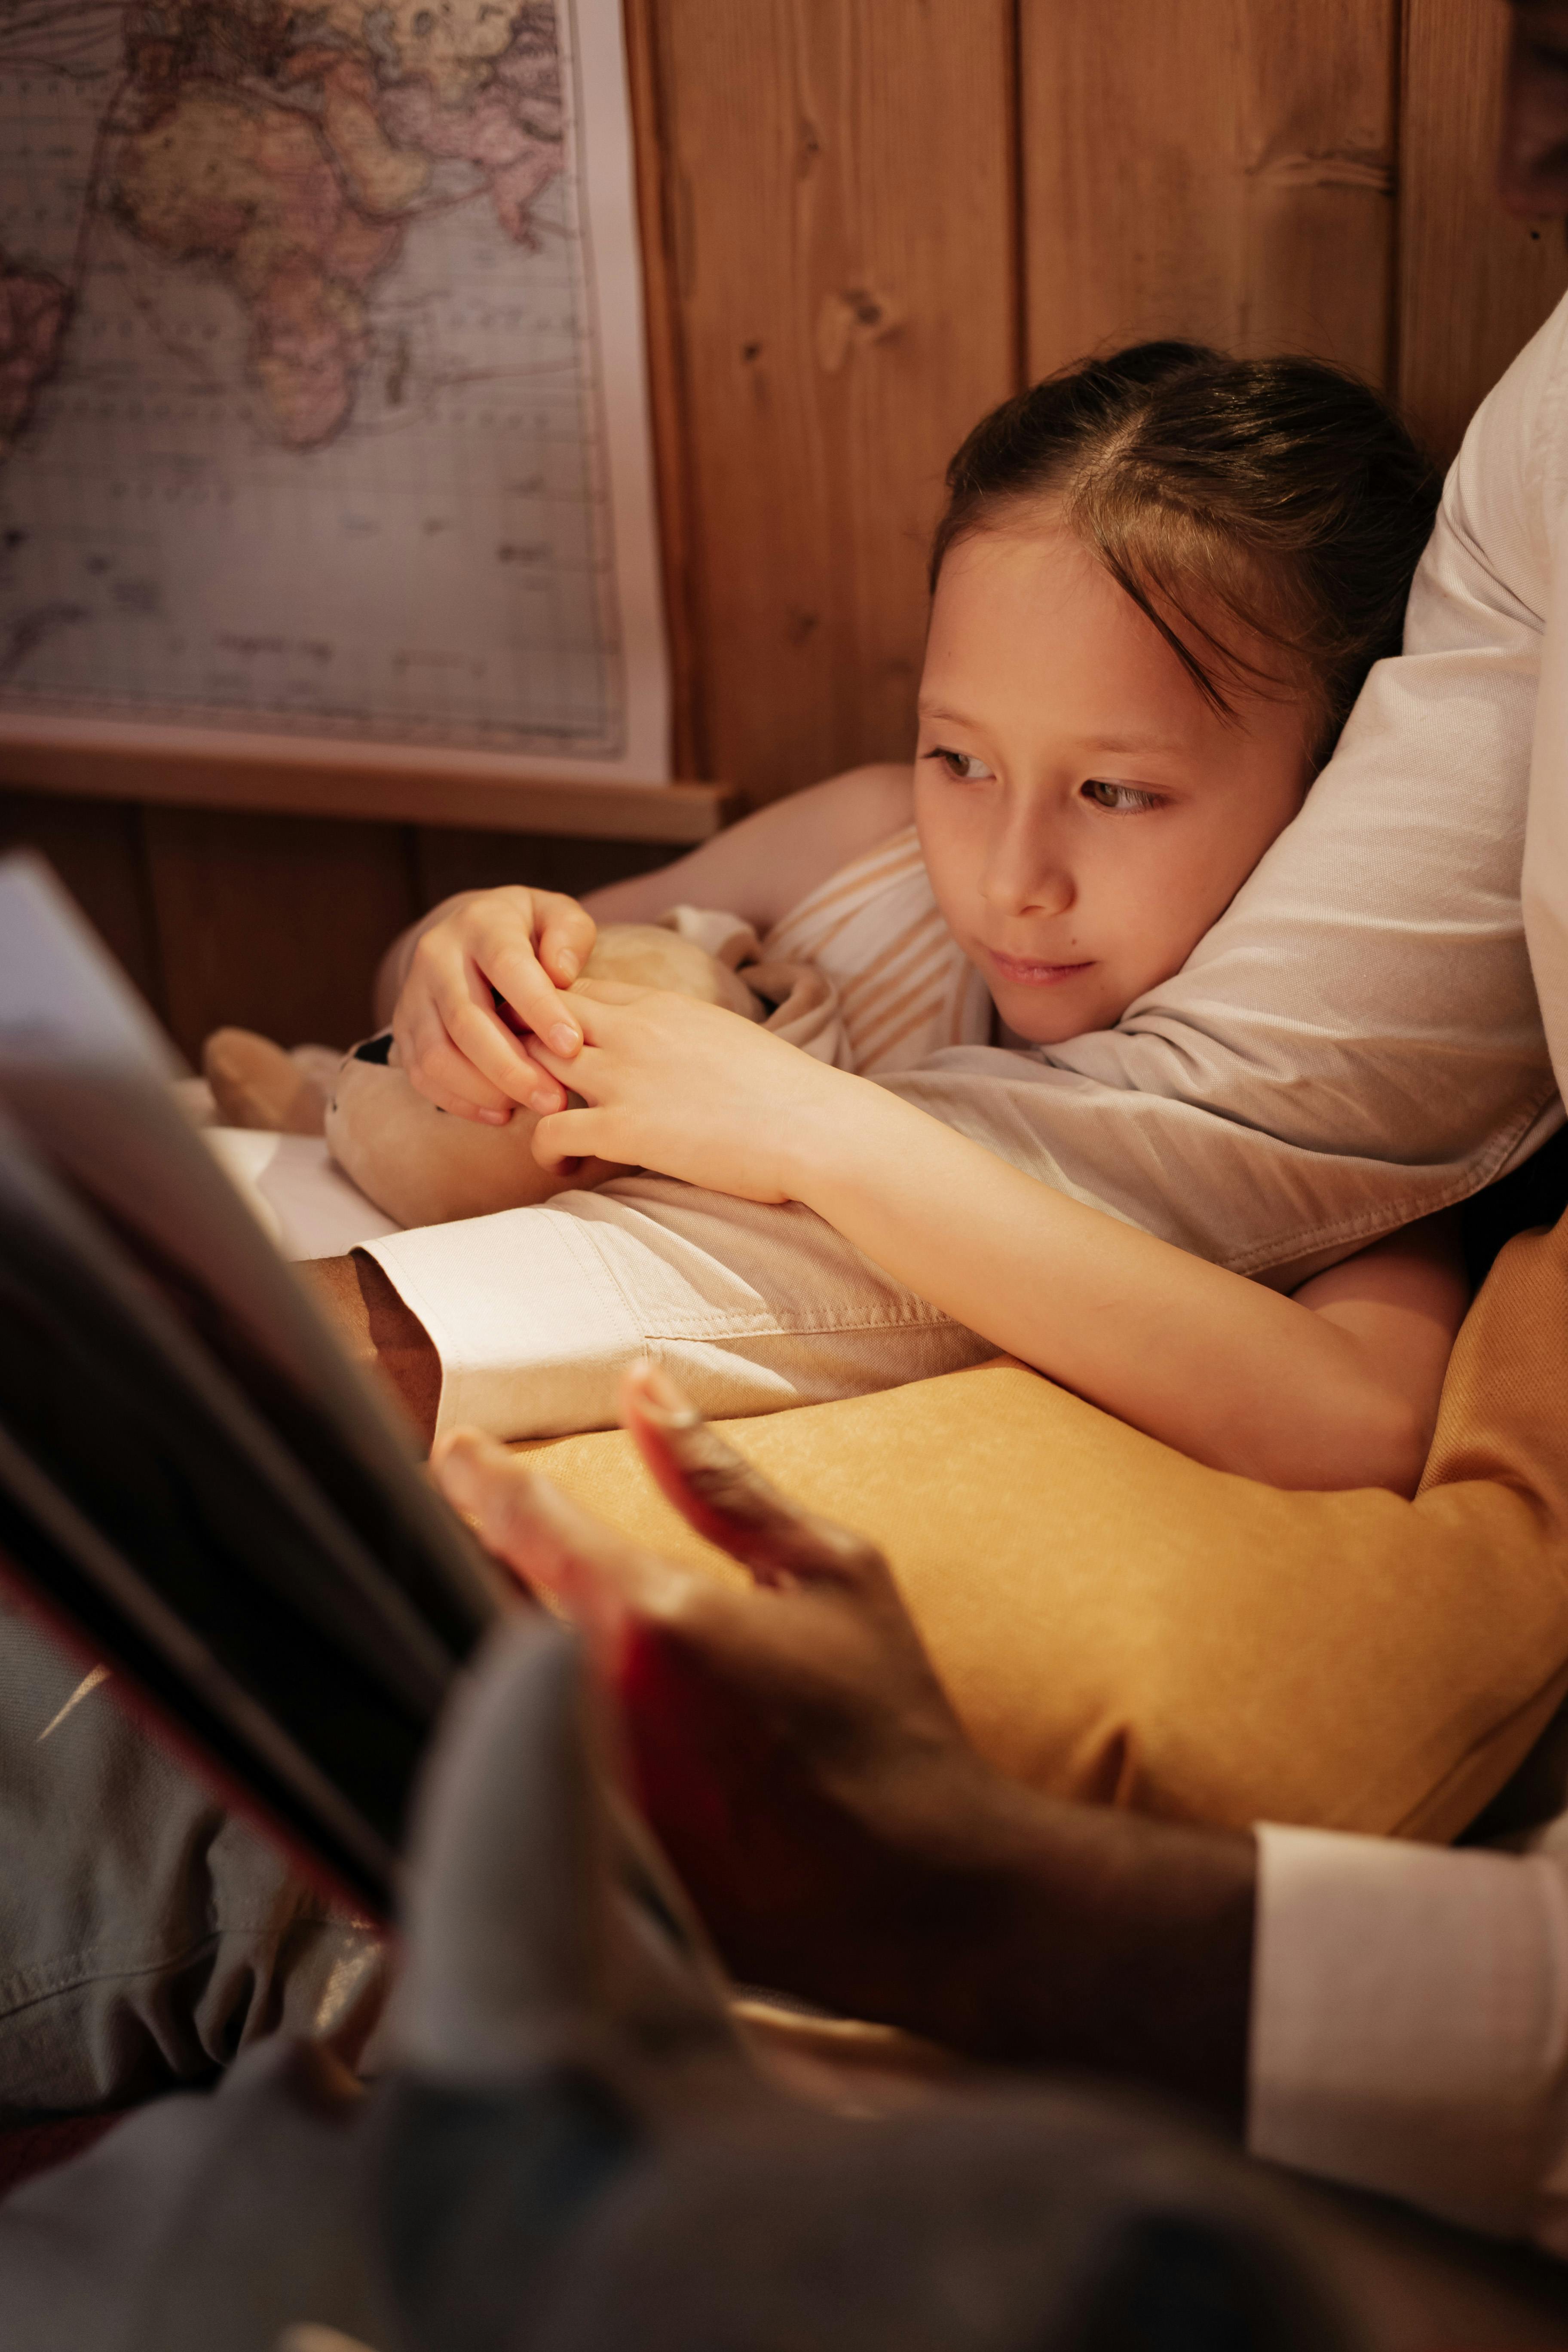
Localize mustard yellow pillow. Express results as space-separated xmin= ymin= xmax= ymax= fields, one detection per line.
xmin=519 ymin=1214 xmax=1568 ymax=1843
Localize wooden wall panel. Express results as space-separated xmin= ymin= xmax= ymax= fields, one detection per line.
xmin=410 ymin=826 xmax=675 ymax=916
xmin=1398 ymin=0 xmax=1568 ymax=463
xmin=643 ymin=0 xmax=1018 ymax=806
xmin=1021 ymin=0 xmax=1398 ymax=386
xmin=144 ymin=809 xmax=419 ymax=1062
xmin=0 ymin=790 xmax=163 ymax=1016
xmin=624 ymin=0 xmax=702 ymax=784
xmin=0 ymin=743 xmax=725 ymax=842
xmin=8 ymin=0 xmax=1563 ymax=1055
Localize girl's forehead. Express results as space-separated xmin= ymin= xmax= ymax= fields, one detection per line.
xmin=922 ymin=524 xmax=1315 ymax=751
xmin=925 ymin=530 xmax=1218 ymax=732
xmin=928 ymin=525 xmax=1148 ymax=652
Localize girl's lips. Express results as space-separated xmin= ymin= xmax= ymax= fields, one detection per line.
xmin=986 ymin=948 xmax=1095 ymax=986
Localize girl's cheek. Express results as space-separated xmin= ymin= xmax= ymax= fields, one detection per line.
xmin=917 ymin=828 xmax=976 ymax=932
xmin=916 ymin=782 xmax=979 ymax=870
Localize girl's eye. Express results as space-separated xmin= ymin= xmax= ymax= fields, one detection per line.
xmin=1082 ymin=778 xmax=1165 ymax=814
xmin=926 ymin=747 xmax=994 ymax=782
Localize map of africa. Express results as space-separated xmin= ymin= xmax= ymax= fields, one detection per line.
xmin=0 ymin=0 xmax=651 ymax=762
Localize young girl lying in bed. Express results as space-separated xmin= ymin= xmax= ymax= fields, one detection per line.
xmin=358 ymin=344 xmax=1463 ymax=1496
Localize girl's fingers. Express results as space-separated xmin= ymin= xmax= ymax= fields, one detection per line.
xmin=530 ymin=1108 xmax=604 ymax=1169
xmin=395 ymin=1011 xmax=515 ymax=1122
xmin=441 ymin=984 xmax=558 ymax=1106
xmin=527 ymin=1036 xmax=589 ymax=1086
xmin=535 ymin=897 xmax=598 ymax=989
xmin=567 ymin=979 xmax=652 ymax=1009
xmin=482 ymin=943 xmax=583 ymax=1061
xmin=473 ymin=895 xmax=590 ymax=1054
xmin=528 ymin=1032 xmax=613 ymax=1091
xmin=421 ymin=1081 xmax=507 ymax=1123
xmin=526 ymin=989 xmax=668 ymax=1085
xmin=525 ymin=991 xmax=637 ymax=1080
xmin=620 ymin=1361 xmax=890 ymax=1595
xmin=407 ymin=959 xmax=529 ymax=1100
xmin=408 ymin=895 xmax=583 ymax=1066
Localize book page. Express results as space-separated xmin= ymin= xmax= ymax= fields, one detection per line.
xmin=0 ymin=854 xmax=505 ymax=1634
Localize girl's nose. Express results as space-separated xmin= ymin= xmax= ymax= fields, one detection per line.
xmin=983 ymin=840 xmax=1076 ymax=919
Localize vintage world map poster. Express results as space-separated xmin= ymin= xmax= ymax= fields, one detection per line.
xmin=0 ymin=0 xmax=670 ymax=784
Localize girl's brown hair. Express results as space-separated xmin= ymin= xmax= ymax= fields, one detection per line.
xmin=931 ymin=341 xmax=1442 ymax=760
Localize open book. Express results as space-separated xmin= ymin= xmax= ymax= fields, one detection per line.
xmin=0 ymin=854 xmax=507 ymax=1919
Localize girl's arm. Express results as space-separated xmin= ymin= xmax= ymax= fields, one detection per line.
xmin=374 ymin=764 xmax=913 ymax=1120
xmin=784 ymin=1087 xmax=1467 ymax=1495
xmin=1289 ymin=1212 xmax=1469 ymax=1461
xmin=583 ymin=762 xmax=915 ymax=932
xmin=530 ymin=1000 xmax=1469 ymax=1495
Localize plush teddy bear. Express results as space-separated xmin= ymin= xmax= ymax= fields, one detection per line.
xmin=202 ymin=911 xmax=842 ymax=1231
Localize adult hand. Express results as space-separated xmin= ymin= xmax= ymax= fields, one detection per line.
xmin=435 ymin=1362 xmax=997 ymax=2033
xmin=433 ymin=1366 xmax=1256 ymax=2121
xmin=392 ymin=886 xmax=597 ymax=1123
xmin=528 ymin=985 xmax=854 ymax=1201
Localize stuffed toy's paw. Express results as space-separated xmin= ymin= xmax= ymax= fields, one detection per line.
xmin=203 ymin=1027 xmax=333 ymax=1137
xmin=325 ymin=1032 xmax=630 ymax=1227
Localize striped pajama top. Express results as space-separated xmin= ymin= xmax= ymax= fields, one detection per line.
xmin=759 ymin=823 xmax=994 ymax=1076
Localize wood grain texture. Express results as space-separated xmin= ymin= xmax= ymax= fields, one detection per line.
xmin=8 ymin=3 xmax=1556 ymax=1057
xmin=0 ymin=736 xmax=728 ymax=842
xmin=647 ymin=0 xmax=1018 ymax=806
xmin=143 ymin=807 xmax=419 ymax=1060
xmin=0 ymin=790 xmax=163 ymax=1015
xmin=1021 ymin=0 xmax=1398 ymax=385
xmin=1398 ymin=0 xmax=1568 ymax=463
xmin=410 ymin=825 xmax=676 ymax=914
xmin=623 ymin=0 xmax=701 ymax=780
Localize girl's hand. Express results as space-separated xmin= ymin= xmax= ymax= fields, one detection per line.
xmin=392 ymin=886 xmax=597 ymax=1123
xmin=528 ymin=986 xmax=849 ymax=1202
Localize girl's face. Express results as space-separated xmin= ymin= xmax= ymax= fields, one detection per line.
xmin=914 ymin=518 xmax=1317 ymax=1046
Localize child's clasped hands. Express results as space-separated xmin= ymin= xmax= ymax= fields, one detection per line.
xmin=523 ymin=977 xmax=845 ymax=1205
